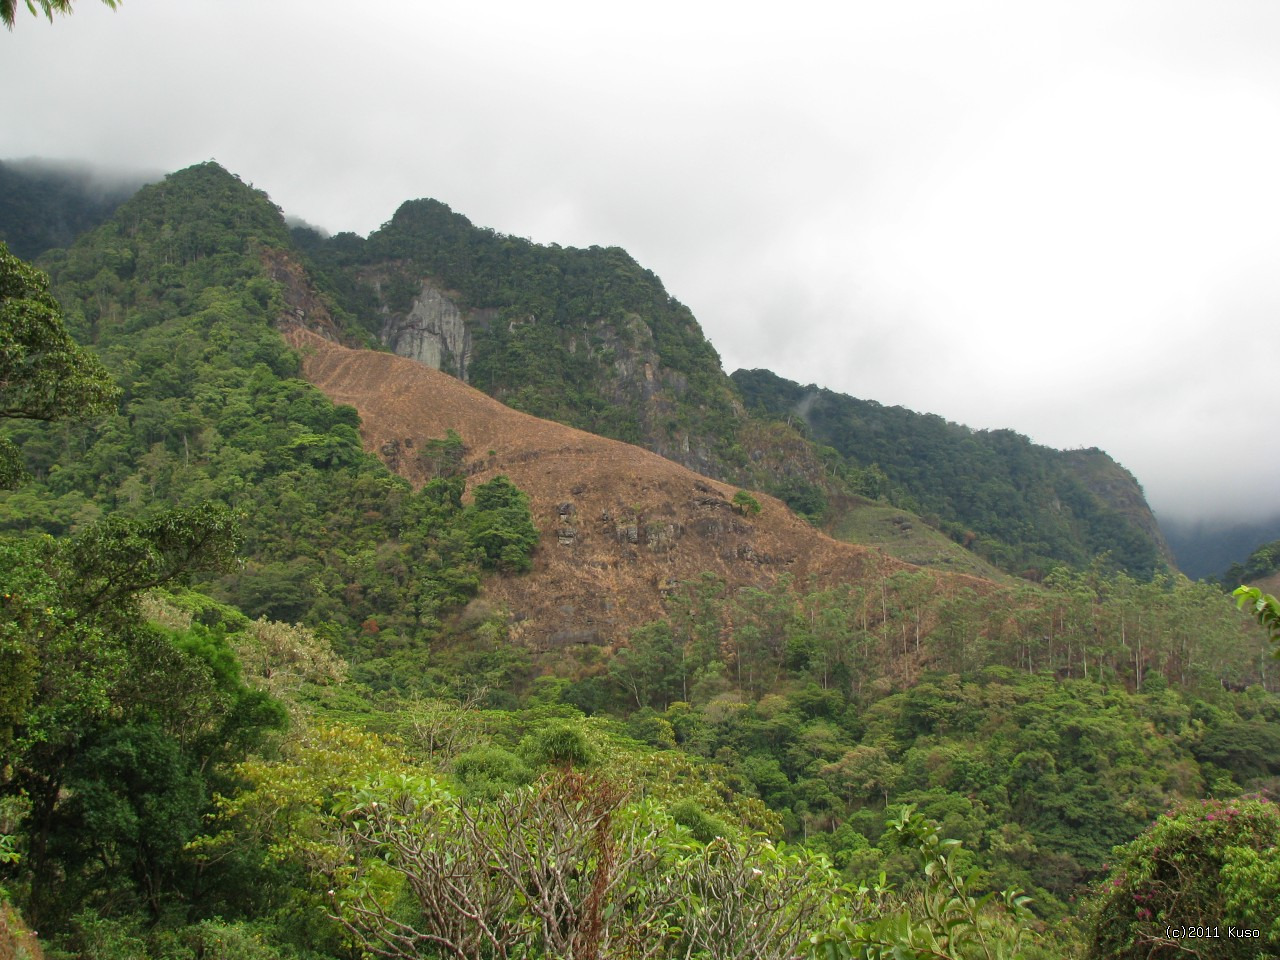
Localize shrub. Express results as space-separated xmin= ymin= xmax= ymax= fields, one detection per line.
xmin=1086 ymin=795 xmax=1280 ymax=959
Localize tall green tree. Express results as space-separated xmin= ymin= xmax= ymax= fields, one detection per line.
xmin=0 ymin=241 xmax=118 ymax=487
xmin=1 ymin=505 xmax=251 ymax=925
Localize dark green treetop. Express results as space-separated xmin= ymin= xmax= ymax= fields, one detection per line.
xmin=0 ymin=241 xmax=119 ymax=486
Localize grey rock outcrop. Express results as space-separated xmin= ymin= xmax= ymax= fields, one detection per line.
xmin=381 ymin=282 xmax=473 ymax=380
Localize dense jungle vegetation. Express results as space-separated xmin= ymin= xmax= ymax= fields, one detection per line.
xmin=2 ymin=163 xmax=1279 ymax=959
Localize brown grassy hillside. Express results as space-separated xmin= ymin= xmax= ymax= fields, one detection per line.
xmin=0 ymin=901 xmax=43 ymax=960
xmin=282 ymin=324 xmax=991 ymax=660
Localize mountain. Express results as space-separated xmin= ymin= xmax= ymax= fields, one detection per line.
xmin=0 ymin=158 xmax=151 ymax=260
xmin=1163 ymin=514 xmax=1280 ymax=582
xmin=283 ymin=194 xmax=1172 ymax=580
xmin=293 ymin=199 xmax=742 ymax=479
xmin=0 ymin=159 xmax=1178 ymax=581
xmin=282 ymin=322 xmax=983 ymax=656
xmin=1217 ymin=535 xmax=1280 ymax=593
xmin=732 ymin=368 xmax=1173 ymax=579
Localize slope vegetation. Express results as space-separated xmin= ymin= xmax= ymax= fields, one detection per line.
xmin=283 ymin=324 xmax=985 ymax=653
xmin=733 ymin=368 xmax=1173 ymax=578
xmin=289 ymin=189 xmax=1173 ymax=582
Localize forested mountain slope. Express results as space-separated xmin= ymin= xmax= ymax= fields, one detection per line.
xmin=1 ymin=159 xmax=1178 ymax=581
xmin=293 ymin=199 xmax=742 ymax=478
xmin=0 ymin=158 xmax=148 ymax=260
xmin=0 ymin=162 xmax=550 ymax=692
xmin=283 ymin=322 xmax=967 ymax=658
xmin=290 ymin=190 xmax=1172 ymax=581
xmin=733 ymin=367 xmax=1173 ymax=579
xmin=1222 ymin=536 xmax=1280 ymax=598
xmin=274 ymin=239 xmax=1280 ymax=928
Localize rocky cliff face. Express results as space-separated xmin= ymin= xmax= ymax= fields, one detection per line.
xmin=300 ymin=198 xmax=745 ymax=483
xmin=379 ymin=279 xmax=477 ymax=380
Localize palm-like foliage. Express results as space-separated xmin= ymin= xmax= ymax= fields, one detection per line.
xmin=2 ymin=0 xmax=119 ymax=30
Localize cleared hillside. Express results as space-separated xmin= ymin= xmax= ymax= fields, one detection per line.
xmin=283 ymin=324 xmax=989 ymax=654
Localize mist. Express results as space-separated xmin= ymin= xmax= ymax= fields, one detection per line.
xmin=3 ymin=1 xmax=1280 ymax=534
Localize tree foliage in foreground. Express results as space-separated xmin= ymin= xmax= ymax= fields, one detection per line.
xmin=1234 ymin=585 xmax=1280 ymax=651
xmin=1085 ymin=795 xmax=1280 ymax=960
xmin=1 ymin=0 xmax=118 ymax=29
xmin=0 ymin=505 xmax=289 ymax=928
xmin=209 ymin=714 xmax=1049 ymax=960
xmin=813 ymin=806 xmax=1039 ymax=960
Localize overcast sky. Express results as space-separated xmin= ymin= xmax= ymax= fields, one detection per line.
xmin=3 ymin=0 xmax=1279 ymax=525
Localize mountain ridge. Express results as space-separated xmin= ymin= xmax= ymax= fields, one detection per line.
xmin=732 ymin=367 xmax=1173 ymax=579
xmin=2 ymin=159 xmax=1176 ymax=580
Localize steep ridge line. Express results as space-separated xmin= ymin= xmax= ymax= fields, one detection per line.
xmin=281 ymin=324 xmax=994 ymax=655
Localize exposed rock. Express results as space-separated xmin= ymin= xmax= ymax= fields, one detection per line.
xmin=381 ymin=282 xmax=473 ymax=379
xmin=262 ymin=248 xmax=345 ymax=340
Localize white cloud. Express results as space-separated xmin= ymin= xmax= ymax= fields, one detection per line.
xmin=3 ymin=0 xmax=1280 ymax=521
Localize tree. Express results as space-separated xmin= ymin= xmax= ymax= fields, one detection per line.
xmin=1234 ymin=585 xmax=1280 ymax=654
xmin=1 ymin=505 xmax=248 ymax=926
xmin=813 ymin=805 xmax=1038 ymax=960
xmin=1 ymin=242 xmax=119 ymax=487
xmin=332 ymin=772 xmax=677 ymax=960
xmin=609 ymin=620 xmax=681 ymax=710
xmin=732 ymin=490 xmax=762 ymax=516
xmin=463 ymin=474 xmax=538 ymax=572
xmin=1086 ymin=796 xmax=1280 ymax=959
xmin=2 ymin=0 xmax=119 ymax=29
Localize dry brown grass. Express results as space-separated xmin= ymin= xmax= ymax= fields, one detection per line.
xmin=283 ymin=324 xmax=993 ymax=654
xmin=0 ymin=901 xmax=44 ymax=960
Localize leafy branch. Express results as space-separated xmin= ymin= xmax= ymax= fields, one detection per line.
xmin=1233 ymin=585 xmax=1280 ymax=654
xmin=1 ymin=0 xmax=119 ymax=30
xmin=811 ymin=805 xmax=1036 ymax=960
